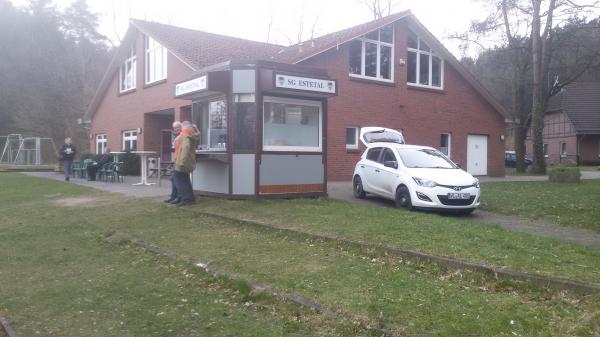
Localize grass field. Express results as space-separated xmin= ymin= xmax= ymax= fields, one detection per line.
xmin=0 ymin=164 xmax=56 ymax=171
xmin=481 ymin=180 xmax=600 ymax=232
xmin=1 ymin=173 xmax=599 ymax=336
xmin=191 ymin=196 xmax=600 ymax=284
xmin=0 ymin=175 xmax=363 ymax=337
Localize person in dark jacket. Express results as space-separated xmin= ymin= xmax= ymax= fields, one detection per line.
xmin=86 ymin=148 xmax=113 ymax=181
xmin=58 ymin=137 xmax=77 ymax=181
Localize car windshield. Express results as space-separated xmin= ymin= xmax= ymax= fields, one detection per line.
xmin=397 ymin=148 xmax=457 ymax=169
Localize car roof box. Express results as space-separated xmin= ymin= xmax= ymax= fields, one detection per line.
xmin=360 ymin=127 xmax=405 ymax=147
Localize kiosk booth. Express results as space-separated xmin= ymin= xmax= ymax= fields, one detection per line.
xmin=174 ymin=61 xmax=337 ymax=198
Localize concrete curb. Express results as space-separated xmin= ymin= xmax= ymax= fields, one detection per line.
xmin=0 ymin=314 xmax=17 ymax=337
xmin=106 ymin=232 xmax=391 ymax=336
xmin=197 ymin=210 xmax=600 ymax=296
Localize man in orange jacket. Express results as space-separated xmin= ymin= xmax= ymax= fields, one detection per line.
xmin=172 ymin=121 xmax=200 ymax=206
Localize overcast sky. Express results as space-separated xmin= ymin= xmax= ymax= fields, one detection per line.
xmin=12 ymin=0 xmax=497 ymax=57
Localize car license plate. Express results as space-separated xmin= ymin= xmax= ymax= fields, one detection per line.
xmin=447 ymin=192 xmax=470 ymax=199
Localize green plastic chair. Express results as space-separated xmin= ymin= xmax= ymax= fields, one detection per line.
xmin=112 ymin=162 xmax=124 ymax=183
xmin=71 ymin=161 xmax=82 ymax=178
xmin=81 ymin=159 xmax=93 ymax=179
xmin=103 ymin=163 xmax=116 ymax=182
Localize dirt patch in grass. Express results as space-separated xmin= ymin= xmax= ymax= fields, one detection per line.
xmin=54 ymin=196 xmax=114 ymax=208
xmin=471 ymin=210 xmax=600 ymax=248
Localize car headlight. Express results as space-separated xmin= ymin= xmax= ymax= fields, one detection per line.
xmin=412 ymin=177 xmax=438 ymax=187
xmin=473 ymin=178 xmax=480 ymax=189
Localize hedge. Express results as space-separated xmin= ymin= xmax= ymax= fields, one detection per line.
xmin=549 ymin=166 xmax=581 ymax=182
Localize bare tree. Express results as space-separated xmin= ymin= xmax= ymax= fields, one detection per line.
xmin=358 ymin=0 xmax=400 ymax=19
xmin=453 ymin=0 xmax=600 ymax=173
xmin=529 ymin=0 xmax=599 ymax=173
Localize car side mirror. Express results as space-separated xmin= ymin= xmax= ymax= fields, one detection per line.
xmin=455 ymin=163 xmax=462 ymax=169
xmin=383 ymin=160 xmax=398 ymax=169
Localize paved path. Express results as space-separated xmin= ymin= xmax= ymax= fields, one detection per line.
xmin=25 ymin=171 xmax=170 ymax=198
xmin=479 ymin=170 xmax=600 ymax=182
xmin=328 ymin=181 xmax=600 ymax=249
xmin=24 ymin=172 xmax=600 ymax=248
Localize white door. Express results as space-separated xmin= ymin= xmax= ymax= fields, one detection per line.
xmin=467 ymin=135 xmax=488 ymax=175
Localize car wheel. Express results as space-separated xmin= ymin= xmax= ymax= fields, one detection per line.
xmin=395 ymin=186 xmax=413 ymax=210
xmin=353 ymin=176 xmax=366 ymax=199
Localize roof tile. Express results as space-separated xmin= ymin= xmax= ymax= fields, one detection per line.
xmin=131 ymin=19 xmax=284 ymax=70
xmin=550 ymin=82 xmax=600 ymax=133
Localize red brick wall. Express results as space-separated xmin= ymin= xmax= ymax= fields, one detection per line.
xmin=300 ymin=20 xmax=506 ymax=179
xmin=90 ymin=30 xmax=195 ymax=155
xmin=91 ymin=23 xmax=506 ymax=179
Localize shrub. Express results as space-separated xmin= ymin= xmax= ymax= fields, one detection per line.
xmin=79 ymin=153 xmax=96 ymax=161
xmin=120 ymin=151 xmax=140 ymax=176
xmin=549 ymin=166 xmax=581 ymax=182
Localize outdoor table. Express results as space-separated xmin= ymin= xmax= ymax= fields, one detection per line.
xmin=131 ymin=151 xmax=156 ymax=186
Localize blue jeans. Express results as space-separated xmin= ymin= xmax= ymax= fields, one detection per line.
xmin=63 ymin=159 xmax=73 ymax=179
xmin=169 ymin=174 xmax=178 ymax=200
xmin=173 ymin=170 xmax=195 ymax=202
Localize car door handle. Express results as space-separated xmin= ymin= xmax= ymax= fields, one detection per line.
xmin=375 ymin=169 xmax=380 ymax=173
xmin=360 ymin=165 xmax=365 ymax=168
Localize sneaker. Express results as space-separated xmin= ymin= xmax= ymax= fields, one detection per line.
xmin=163 ymin=197 xmax=176 ymax=203
xmin=168 ymin=198 xmax=181 ymax=205
xmin=65 ymin=177 xmax=70 ymax=181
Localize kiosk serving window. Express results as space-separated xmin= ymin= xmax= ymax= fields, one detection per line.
xmin=193 ymin=99 xmax=228 ymax=151
xmin=263 ymin=97 xmax=322 ymax=152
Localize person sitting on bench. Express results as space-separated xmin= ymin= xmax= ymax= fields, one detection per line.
xmin=87 ymin=148 xmax=113 ymax=181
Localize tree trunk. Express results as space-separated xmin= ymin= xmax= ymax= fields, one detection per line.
xmin=530 ymin=0 xmax=546 ymax=173
xmin=512 ymin=58 xmax=528 ymax=172
xmin=514 ymin=122 xmax=528 ymax=172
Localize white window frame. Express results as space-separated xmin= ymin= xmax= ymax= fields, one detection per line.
xmin=145 ymin=35 xmax=168 ymax=84
xmin=407 ymin=31 xmax=444 ymax=90
xmin=543 ymin=143 xmax=549 ymax=158
xmin=349 ymin=25 xmax=394 ymax=83
xmin=440 ymin=133 xmax=451 ymax=158
xmin=96 ymin=134 xmax=107 ymax=155
xmin=122 ymin=130 xmax=138 ymax=151
xmin=119 ymin=47 xmax=137 ymax=92
xmin=263 ymin=96 xmax=323 ymax=152
xmin=560 ymin=142 xmax=567 ymax=158
xmin=346 ymin=126 xmax=360 ymax=150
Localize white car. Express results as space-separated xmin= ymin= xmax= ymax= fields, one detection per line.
xmin=352 ymin=127 xmax=480 ymax=213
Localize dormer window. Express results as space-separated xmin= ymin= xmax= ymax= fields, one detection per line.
xmin=407 ymin=30 xmax=443 ymax=89
xmin=119 ymin=46 xmax=136 ymax=92
xmin=145 ymin=36 xmax=167 ymax=84
xmin=349 ymin=25 xmax=394 ymax=82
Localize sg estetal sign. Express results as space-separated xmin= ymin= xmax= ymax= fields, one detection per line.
xmin=275 ymin=74 xmax=336 ymax=94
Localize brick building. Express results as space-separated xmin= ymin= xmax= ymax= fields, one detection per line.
xmin=86 ymin=11 xmax=508 ymax=185
xmin=526 ymin=82 xmax=600 ymax=165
